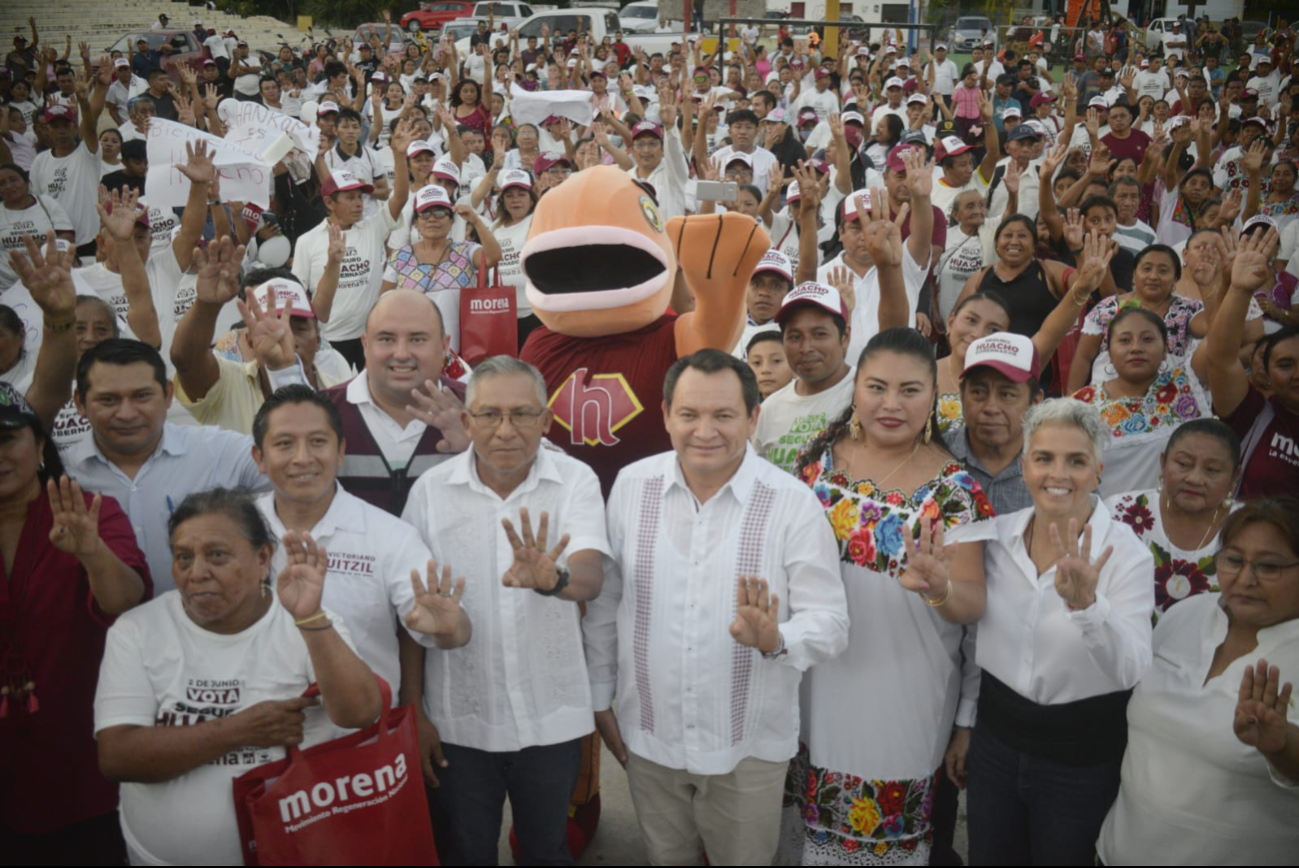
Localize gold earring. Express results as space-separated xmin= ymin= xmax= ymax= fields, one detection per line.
xmin=849 ymin=410 xmax=863 ymax=441
xmin=923 ymin=416 xmax=933 ymax=445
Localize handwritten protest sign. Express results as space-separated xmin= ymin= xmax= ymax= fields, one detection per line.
xmin=218 ymin=100 xmax=321 ymax=159
xmin=145 ymin=119 xmax=272 ymax=210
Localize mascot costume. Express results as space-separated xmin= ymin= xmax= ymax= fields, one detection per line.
xmin=504 ymin=166 xmax=769 ymax=859
xmin=519 ymin=165 xmax=771 ymax=494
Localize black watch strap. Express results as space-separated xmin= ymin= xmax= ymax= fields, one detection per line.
xmin=534 ymin=567 xmax=570 ymax=597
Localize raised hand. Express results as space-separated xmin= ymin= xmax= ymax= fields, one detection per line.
xmin=177 ymin=139 xmax=217 ymax=186
xmin=8 ymin=231 xmax=76 ymax=321
xmin=193 ymin=235 xmax=246 ymax=305
xmin=202 ymin=83 xmax=220 ymax=112
xmin=898 ymin=515 xmax=958 ymax=602
xmin=1049 ymin=519 xmax=1113 ymax=610
xmin=1063 ymin=207 xmax=1085 ymax=251
xmin=1231 ymin=226 xmax=1280 ymax=293
xmin=1084 ymin=106 xmax=1101 ymax=138
xmin=976 ymin=88 xmax=994 ymax=123
xmin=237 ymin=287 xmax=296 ymax=370
xmin=178 ymin=63 xmax=197 ymax=88
xmin=501 ymin=508 xmax=571 ymax=592
xmin=277 ymin=530 xmax=328 ymax=621
xmin=47 ymin=476 xmax=105 ymax=560
xmin=406 ymin=379 xmax=469 ymax=453
xmin=1217 ymin=187 xmax=1243 ymax=226
xmin=390 ymin=117 xmax=416 ymax=154
xmin=826 ymin=263 xmax=856 ymax=311
xmin=175 ymin=92 xmax=197 ymax=128
xmin=405 ymin=559 xmax=467 ymax=637
xmin=1073 ymin=229 xmax=1117 ymax=299
xmin=860 ymin=187 xmax=906 ymax=267
xmin=96 ymin=184 xmax=145 ymax=242
xmin=901 ymin=146 xmax=933 ymax=199
xmin=1233 ymin=659 xmax=1294 ymax=756
xmin=826 ymin=111 xmax=844 ymax=141
xmin=1004 ymin=156 xmax=1024 ymax=195
xmin=1242 ymin=138 xmax=1268 ymax=175
xmin=1088 ymin=142 xmax=1112 ymax=177
xmin=326 ymin=221 xmax=345 ymax=265
xmin=729 ymin=575 xmax=782 ymax=653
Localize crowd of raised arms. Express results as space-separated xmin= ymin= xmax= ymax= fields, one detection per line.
xmin=0 ymin=7 xmax=1297 ymax=867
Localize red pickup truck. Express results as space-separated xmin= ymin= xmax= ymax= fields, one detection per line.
xmin=399 ymin=1 xmax=475 ymax=33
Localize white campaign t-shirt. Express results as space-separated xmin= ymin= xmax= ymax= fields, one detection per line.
xmin=0 ymin=195 xmax=73 ymax=290
xmin=73 ymin=249 xmax=187 ymax=358
xmin=93 ymin=595 xmax=360 ymax=866
xmin=492 ymin=214 xmax=532 ymax=317
xmin=292 ymin=206 xmax=398 ymax=342
xmin=29 ymin=142 xmax=102 ymax=245
xmin=936 ymin=223 xmax=997 ymax=323
xmin=751 ymin=369 xmax=856 ymax=474
xmin=817 ymin=243 xmax=928 ymax=364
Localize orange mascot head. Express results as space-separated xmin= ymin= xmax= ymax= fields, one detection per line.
xmin=520 ymin=166 xmax=677 ymax=338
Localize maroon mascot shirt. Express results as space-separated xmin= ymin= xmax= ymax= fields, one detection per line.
xmin=521 ymin=313 xmax=679 ymax=495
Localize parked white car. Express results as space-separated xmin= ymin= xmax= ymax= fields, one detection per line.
xmin=620 ymin=1 xmax=665 ymax=33
xmin=472 ymin=2 xmax=536 ymax=32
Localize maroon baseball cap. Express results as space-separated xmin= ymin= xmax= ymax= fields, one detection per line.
xmin=43 ymin=103 xmax=76 ymax=124
xmin=885 ymin=143 xmax=925 ymax=173
xmin=631 ymin=120 xmax=663 ymax=140
xmin=533 ymin=151 xmax=571 ymax=173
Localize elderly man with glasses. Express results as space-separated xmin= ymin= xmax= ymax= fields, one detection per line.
xmin=402 ymin=355 xmax=610 ymax=866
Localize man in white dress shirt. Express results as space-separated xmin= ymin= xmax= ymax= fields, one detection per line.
xmin=585 ymin=349 xmax=849 ymax=865
xmin=403 ymin=357 xmax=609 ymax=865
xmin=64 ymin=340 xmax=269 ymax=592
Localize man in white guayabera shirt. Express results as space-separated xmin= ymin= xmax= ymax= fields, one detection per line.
xmin=585 ymin=349 xmax=849 ymax=865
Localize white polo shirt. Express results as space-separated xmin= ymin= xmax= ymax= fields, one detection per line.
xmin=401 ymin=446 xmax=611 ymax=752
xmin=64 ymin=422 xmax=269 ymax=592
xmin=257 ymin=485 xmax=435 ymax=693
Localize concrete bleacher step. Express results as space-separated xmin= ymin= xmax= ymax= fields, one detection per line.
xmin=2 ymin=1 xmax=300 ymax=55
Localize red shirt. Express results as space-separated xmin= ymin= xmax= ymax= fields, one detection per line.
xmin=0 ymin=491 xmax=151 ymax=834
xmin=1223 ymin=387 xmax=1299 ymax=500
xmin=521 ymin=314 xmax=679 ymax=496
xmin=1101 ymin=129 xmax=1152 ymax=166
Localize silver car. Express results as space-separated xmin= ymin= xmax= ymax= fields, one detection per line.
xmin=950 ymin=16 xmax=996 ymax=52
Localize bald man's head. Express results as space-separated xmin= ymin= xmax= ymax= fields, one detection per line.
xmin=362 ymin=289 xmax=450 ymax=412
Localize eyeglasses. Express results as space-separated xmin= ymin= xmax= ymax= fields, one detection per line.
xmin=1215 ymin=553 xmax=1299 ymax=582
xmin=467 ymin=409 xmax=545 ymax=430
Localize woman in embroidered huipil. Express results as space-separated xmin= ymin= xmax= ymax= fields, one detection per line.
xmin=780 ymin=328 xmax=994 ymax=866
xmin=1073 ymin=299 xmax=1212 ymax=499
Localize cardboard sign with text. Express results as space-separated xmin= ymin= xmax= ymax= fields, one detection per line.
xmin=217 ymin=99 xmax=321 ymax=159
xmin=145 ymin=119 xmax=272 ymax=210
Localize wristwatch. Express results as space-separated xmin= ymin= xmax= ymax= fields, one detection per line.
xmin=534 ymin=566 xmax=570 ymax=597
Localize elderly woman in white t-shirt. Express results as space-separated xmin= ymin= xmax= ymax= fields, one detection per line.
xmin=94 ymin=489 xmax=386 ymax=866
xmin=1096 ymin=496 xmax=1299 ymax=864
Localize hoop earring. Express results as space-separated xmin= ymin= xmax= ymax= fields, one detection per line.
xmin=1158 ymin=358 xmax=1170 ymax=373
xmin=849 ymin=409 xmax=863 ymax=441
xmin=1104 ymin=362 xmax=1117 ymax=377
xmin=924 ymin=416 xmax=933 ymax=445
xmin=1222 ymin=495 xmax=1234 ymax=509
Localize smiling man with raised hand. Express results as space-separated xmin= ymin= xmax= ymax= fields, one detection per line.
xmin=402 ymin=356 xmax=608 ymax=865
xmin=250 ymin=383 xmax=470 ymax=795
xmin=64 ymin=339 xmax=268 ymax=592
xmin=320 ymin=288 xmax=470 ymax=517
xmin=584 ymin=349 xmax=848 ymax=866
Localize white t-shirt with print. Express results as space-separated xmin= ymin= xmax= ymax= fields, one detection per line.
xmin=752 ymin=369 xmax=856 ymax=474
xmin=29 ymin=142 xmax=102 ymax=245
xmin=0 ymin=195 xmax=73 ymax=290
xmin=492 ymin=214 xmax=533 ymax=317
xmin=292 ymin=206 xmax=398 ymax=342
xmin=94 ymin=595 xmax=359 ymax=867
xmin=818 ymin=243 xmax=929 ymax=364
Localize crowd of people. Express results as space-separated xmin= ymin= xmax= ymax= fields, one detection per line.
xmin=1 ymin=8 xmax=1298 ymax=867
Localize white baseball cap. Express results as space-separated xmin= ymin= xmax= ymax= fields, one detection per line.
xmin=962 ymin=332 xmax=1040 ymax=382
xmin=884 ymin=76 xmax=905 ymax=89
xmin=413 ymin=184 xmax=455 ymax=213
xmin=776 ymin=282 xmax=849 ymax=324
xmin=752 ymin=250 xmax=793 ymax=283
xmin=431 ymin=158 xmax=461 ymax=183
xmin=250 ymin=278 xmax=315 ymax=319
xmin=500 ymin=169 xmax=533 ymax=192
